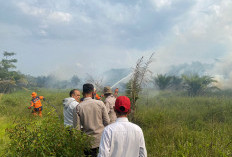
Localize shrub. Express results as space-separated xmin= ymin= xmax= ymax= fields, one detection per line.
xmin=4 ymin=111 xmax=92 ymax=157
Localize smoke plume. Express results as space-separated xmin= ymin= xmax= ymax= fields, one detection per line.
xmin=210 ymin=53 xmax=232 ymax=89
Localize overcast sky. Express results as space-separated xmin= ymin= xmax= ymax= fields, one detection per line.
xmin=0 ymin=0 xmax=232 ymax=80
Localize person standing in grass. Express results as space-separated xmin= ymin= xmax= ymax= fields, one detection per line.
xmin=28 ymin=92 xmax=45 ymax=117
xmin=113 ymin=88 xmax=119 ymax=98
xmin=103 ymin=86 xmax=117 ymax=123
xmin=73 ymin=83 xmax=110 ymax=157
xmin=63 ymin=89 xmax=80 ymax=127
xmin=98 ymin=96 xmax=147 ymax=157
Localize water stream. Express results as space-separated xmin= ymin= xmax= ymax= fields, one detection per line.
xmin=111 ymin=72 xmax=132 ymax=88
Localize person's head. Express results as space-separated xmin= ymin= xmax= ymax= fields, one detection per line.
xmin=83 ymin=83 xmax=94 ymax=98
xmin=114 ymin=96 xmax=131 ymax=117
xmin=31 ymin=92 xmax=37 ymax=98
xmin=115 ymin=88 xmax=119 ymax=93
xmin=104 ymin=86 xmax=113 ymax=97
xmin=69 ymin=89 xmax=81 ymax=102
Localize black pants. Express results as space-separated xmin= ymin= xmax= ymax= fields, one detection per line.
xmin=84 ymin=147 xmax=98 ymax=157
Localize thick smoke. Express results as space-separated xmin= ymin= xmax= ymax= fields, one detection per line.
xmin=210 ymin=53 xmax=232 ymax=89
xmin=36 ymin=53 xmax=232 ymax=90
xmin=167 ymin=61 xmax=213 ymax=76
xmin=149 ymin=56 xmax=232 ymax=90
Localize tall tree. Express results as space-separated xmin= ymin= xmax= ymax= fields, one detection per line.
xmin=0 ymin=51 xmax=26 ymax=93
xmin=1 ymin=51 xmax=17 ymax=71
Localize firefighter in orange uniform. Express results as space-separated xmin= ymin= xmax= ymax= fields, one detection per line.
xmin=114 ymin=88 xmax=119 ymax=98
xmin=93 ymin=88 xmax=102 ymax=100
xmin=28 ymin=92 xmax=45 ymax=117
xmin=95 ymin=93 xmax=101 ymax=100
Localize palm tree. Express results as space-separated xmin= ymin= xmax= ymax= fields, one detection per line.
xmin=170 ymin=75 xmax=183 ymax=90
xmin=153 ymin=74 xmax=172 ymax=90
xmin=182 ymin=74 xmax=218 ymax=96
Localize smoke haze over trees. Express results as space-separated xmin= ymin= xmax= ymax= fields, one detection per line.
xmin=1 ymin=50 xmax=232 ymax=94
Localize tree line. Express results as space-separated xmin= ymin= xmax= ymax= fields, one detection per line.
xmin=0 ymin=51 xmax=81 ymax=93
xmin=1 ymin=51 xmax=219 ymax=96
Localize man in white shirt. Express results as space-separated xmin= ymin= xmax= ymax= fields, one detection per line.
xmin=98 ymin=96 xmax=147 ymax=157
xmin=63 ymin=89 xmax=80 ymax=127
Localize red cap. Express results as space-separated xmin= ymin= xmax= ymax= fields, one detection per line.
xmin=115 ymin=96 xmax=131 ymax=113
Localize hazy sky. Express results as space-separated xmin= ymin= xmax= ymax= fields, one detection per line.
xmin=0 ymin=0 xmax=232 ymax=80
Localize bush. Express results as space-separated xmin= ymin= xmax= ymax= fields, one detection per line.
xmin=4 ymin=111 xmax=92 ymax=157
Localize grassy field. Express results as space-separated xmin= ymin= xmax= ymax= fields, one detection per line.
xmin=0 ymin=90 xmax=232 ymax=156
xmin=135 ymin=96 xmax=232 ymax=156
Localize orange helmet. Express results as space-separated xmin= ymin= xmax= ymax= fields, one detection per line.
xmin=31 ymin=92 xmax=37 ymax=97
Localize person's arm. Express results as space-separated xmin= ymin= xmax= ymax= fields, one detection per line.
xmin=30 ymin=101 xmax=34 ymax=107
xmin=98 ymin=128 xmax=111 ymax=157
xmin=102 ymin=103 xmax=110 ymax=126
xmin=28 ymin=101 xmax=34 ymax=109
xmin=73 ymin=106 xmax=81 ymax=129
xmin=139 ymin=131 xmax=147 ymax=157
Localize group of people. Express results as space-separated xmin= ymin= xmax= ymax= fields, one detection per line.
xmin=28 ymin=84 xmax=147 ymax=157
xmin=64 ymin=83 xmax=147 ymax=157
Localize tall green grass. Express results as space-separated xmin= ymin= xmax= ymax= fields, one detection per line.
xmin=135 ymin=96 xmax=232 ymax=157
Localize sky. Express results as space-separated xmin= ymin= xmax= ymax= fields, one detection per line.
xmin=0 ymin=0 xmax=232 ymax=80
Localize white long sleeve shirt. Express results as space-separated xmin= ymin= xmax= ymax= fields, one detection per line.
xmin=63 ymin=97 xmax=79 ymax=127
xmin=98 ymin=117 xmax=147 ymax=157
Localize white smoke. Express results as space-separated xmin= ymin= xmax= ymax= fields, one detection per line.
xmin=210 ymin=53 xmax=232 ymax=89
